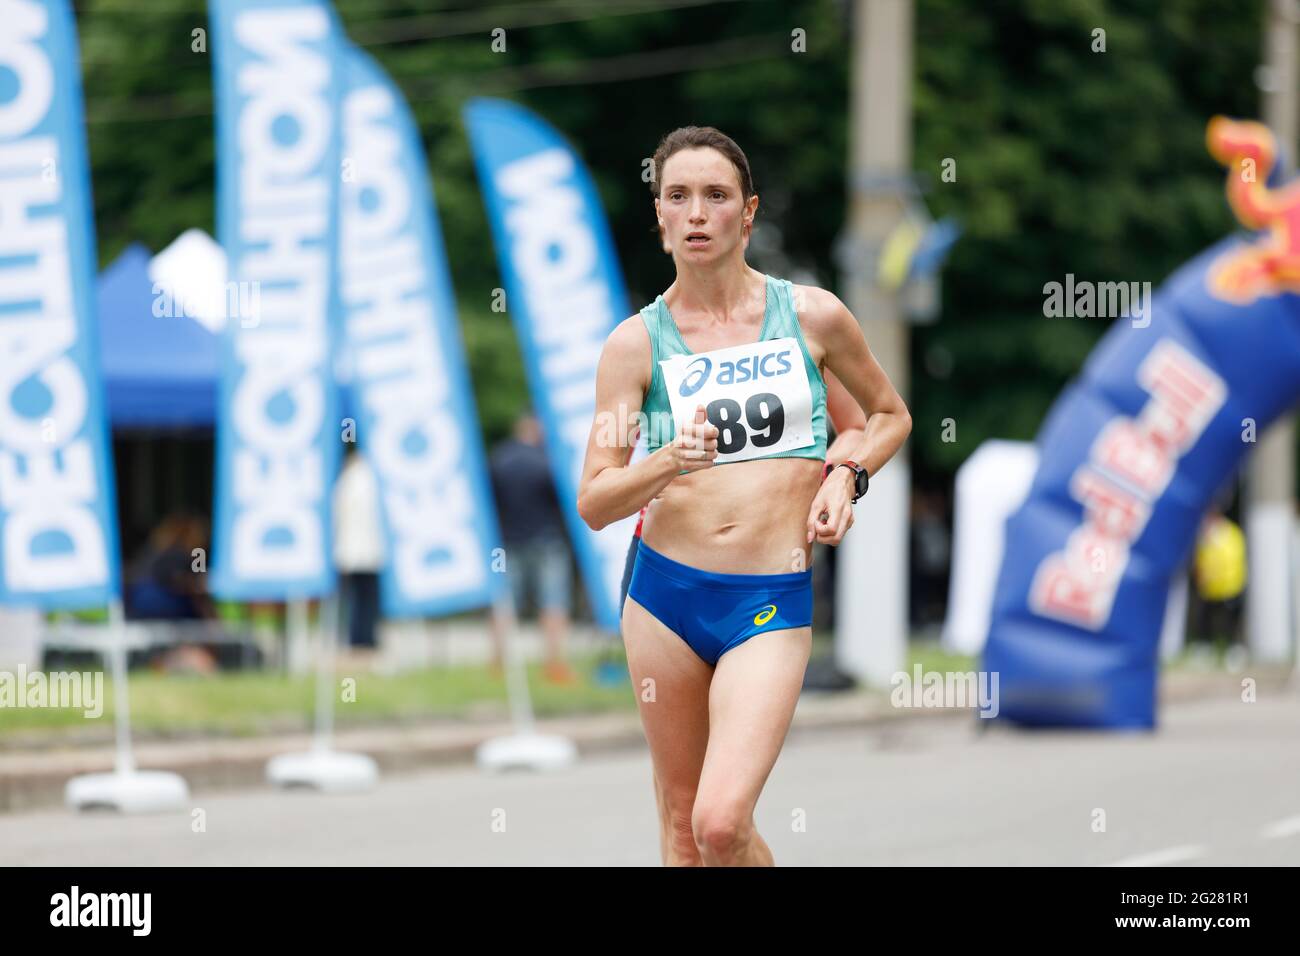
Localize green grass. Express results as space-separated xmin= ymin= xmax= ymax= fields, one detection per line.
xmin=906 ymin=641 xmax=976 ymax=675
xmin=10 ymin=634 xmax=1254 ymax=745
xmin=904 ymin=638 xmax=1268 ymax=676
xmin=29 ymin=637 xmax=1227 ymax=743
xmin=0 ymin=649 xmax=637 ymax=742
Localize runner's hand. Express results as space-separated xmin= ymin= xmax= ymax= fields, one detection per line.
xmin=671 ymin=404 xmax=719 ymax=472
xmin=807 ymin=465 xmax=855 ymax=545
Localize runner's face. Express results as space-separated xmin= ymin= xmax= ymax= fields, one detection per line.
xmin=656 ymin=148 xmax=755 ymax=261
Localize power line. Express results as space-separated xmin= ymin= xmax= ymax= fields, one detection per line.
xmin=73 ymin=0 xmax=523 ymax=16
xmin=74 ymin=0 xmax=746 ymax=63
xmin=84 ymin=32 xmax=793 ymax=124
xmin=413 ymin=31 xmax=790 ymax=94
xmin=346 ymin=0 xmax=744 ymax=44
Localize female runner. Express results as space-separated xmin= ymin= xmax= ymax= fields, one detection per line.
xmin=577 ymin=126 xmax=911 ymax=866
xmin=616 ymin=216 xmax=871 ymax=613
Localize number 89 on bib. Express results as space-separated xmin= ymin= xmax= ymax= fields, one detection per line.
xmin=659 ymin=336 xmax=815 ymax=465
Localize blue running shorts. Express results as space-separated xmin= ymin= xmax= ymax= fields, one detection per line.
xmin=626 ymin=538 xmax=813 ymax=666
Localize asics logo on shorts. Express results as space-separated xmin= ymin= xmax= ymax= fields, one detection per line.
xmin=753 ymin=604 xmax=777 ymax=626
xmin=679 ymin=357 xmax=712 ymax=397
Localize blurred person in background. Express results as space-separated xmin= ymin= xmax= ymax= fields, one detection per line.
xmin=908 ymin=489 xmax=951 ymax=631
xmin=333 ymin=448 xmax=384 ymax=668
xmin=1191 ymin=505 xmax=1247 ymax=651
xmin=126 ymin=512 xmax=213 ymax=621
xmin=127 ymin=512 xmax=218 ymax=673
xmin=488 ymin=411 xmax=579 ymax=685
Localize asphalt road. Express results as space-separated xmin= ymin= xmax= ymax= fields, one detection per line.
xmin=2 ymin=692 xmax=1297 ymax=865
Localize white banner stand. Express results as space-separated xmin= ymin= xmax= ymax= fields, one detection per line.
xmin=475 ymin=589 xmax=576 ymax=772
xmin=65 ymin=600 xmax=190 ymax=813
xmin=285 ymin=596 xmax=311 ymax=676
xmin=266 ymin=593 xmax=378 ymax=792
xmin=1158 ymin=570 xmax=1190 ymax=663
xmin=941 ymin=440 xmax=1039 ymax=657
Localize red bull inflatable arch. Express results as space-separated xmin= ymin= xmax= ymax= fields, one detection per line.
xmin=983 ymin=118 xmax=1300 ymax=728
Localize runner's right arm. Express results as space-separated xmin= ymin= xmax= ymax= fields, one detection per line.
xmin=577 ymin=317 xmax=717 ymax=531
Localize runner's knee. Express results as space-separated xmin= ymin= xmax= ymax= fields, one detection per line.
xmin=659 ymin=783 xmax=698 ymax=823
xmin=692 ymin=802 xmax=752 ymax=858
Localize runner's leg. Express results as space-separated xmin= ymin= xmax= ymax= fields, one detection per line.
xmin=622 ymin=594 xmax=713 ymax=865
xmin=692 ymin=625 xmax=811 ymax=866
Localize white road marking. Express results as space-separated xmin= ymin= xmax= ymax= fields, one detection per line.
xmin=1106 ymin=844 xmax=1207 ymax=867
xmin=1260 ymin=815 xmax=1300 ymax=840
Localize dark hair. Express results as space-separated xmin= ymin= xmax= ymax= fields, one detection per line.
xmin=650 ymin=126 xmax=754 ymax=201
xmin=649 ymin=126 xmax=755 ymax=246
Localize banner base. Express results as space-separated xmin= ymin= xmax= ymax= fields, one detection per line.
xmin=266 ymin=749 xmax=379 ymax=793
xmin=65 ymin=770 xmax=190 ymax=814
xmin=475 ymin=733 xmax=577 ymax=772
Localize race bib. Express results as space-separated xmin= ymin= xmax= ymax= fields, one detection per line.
xmin=660 ymin=336 xmax=814 ymax=464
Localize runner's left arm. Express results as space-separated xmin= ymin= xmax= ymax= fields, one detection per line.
xmin=824 ymin=367 xmax=867 ymax=468
xmin=798 ymin=287 xmax=912 ymax=545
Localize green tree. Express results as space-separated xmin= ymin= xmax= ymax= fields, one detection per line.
xmin=911 ymin=0 xmax=1266 ymax=481
xmin=76 ymin=0 xmax=1279 ymax=475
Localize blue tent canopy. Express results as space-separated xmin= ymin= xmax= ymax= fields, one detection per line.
xmin=97 ymin=242 xmax=357 ymax=429
xmin=97 ymin=243 xmax=221 ymax=428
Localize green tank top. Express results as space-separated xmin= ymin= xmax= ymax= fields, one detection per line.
xmin=638 ymin=273 xmax=828 ymax=463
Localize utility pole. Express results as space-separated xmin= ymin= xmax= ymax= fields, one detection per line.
xmin=1246 ymin=0 xmax=1298 ymax=664
xmin=836 ymin=0 xmax=912 ymax=686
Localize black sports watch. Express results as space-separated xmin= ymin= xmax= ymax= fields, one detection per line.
xmin=835 ymin=460 xmax=870 ymax=502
